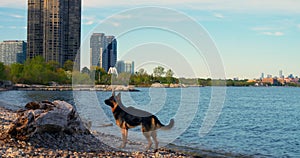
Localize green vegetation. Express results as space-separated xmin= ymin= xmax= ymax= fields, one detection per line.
xmin=0 ymin=62 xmax=7 ymax=80
xmin=131 ymin=66 xmax=178 ymax=86
xmin=1 ymin=56 xmax=72 ymax=85
xmin=88 ymin=66 xmax=178 ymax=86
xmin=1 ymin=57 xmax=300 ymax=87
xmin=225 ymin=79 xmax=256 ymax=87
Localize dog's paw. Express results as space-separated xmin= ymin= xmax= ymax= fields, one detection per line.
xmin=118 ymin=144 xmax=126 ymax=149
xmin=144 ymin=144 xmax=153 ymax=151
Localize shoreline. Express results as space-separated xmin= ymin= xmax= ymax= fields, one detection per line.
xmin=1 ymin=83 xmax=199 ymax=92
xmin=0 ymin=103 xmax=252 ymax=157
xmin=2 ymin=83 xmax=300 ymax=92
xmin=0 ymin=105 xmax=189 ymax=157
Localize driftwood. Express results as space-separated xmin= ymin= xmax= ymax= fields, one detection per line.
xmin=8 ymin=100 xmax=89 ymax=140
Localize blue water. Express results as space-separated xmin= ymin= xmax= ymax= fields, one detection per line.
xmin=0 ymin=87 xmax=299 ymax=157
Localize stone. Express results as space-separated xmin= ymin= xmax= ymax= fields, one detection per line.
xmin=7 ymin=100 xmax=90 ymax=140
xmin=105 ymin=85 xmax=139 ymax=91
xmin=151 ymin=83 xmax=165 ymax=88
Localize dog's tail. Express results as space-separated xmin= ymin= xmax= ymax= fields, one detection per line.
xmin=155 ymin=117 xmax=174 ymax=130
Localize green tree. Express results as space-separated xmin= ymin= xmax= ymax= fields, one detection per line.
xmin=153 ymin=66 xmax=165 ymax=77
xmin=197 ymin=78 xmax=211 ymax=86
xmin=165 ymin=69 xmax=175 ymax=84
xmin=100 ymin=74 xmax=111 ymax=85
xmin=46 ymin=60 xmax=60 ymax=71
xmin=56 ymin=68 xmax=70 ymax=84
xmin=137 ymin=68 xmax=147 ymax=76
xmin=72 ymin=71 xmax=93 ymax=85
xmin=63 ymin=60 xmax=74 ymax=71
xmin=166 ymin=69 xmax=174 ymax=78
xmin=22 ymin=56 xmax=47 ymax=84
xmin=9 ymin=63 xmax=24 ymax=83
xmin=92 ymin=67 xmax=107 ymax=84
xmin=115 ymin=72 xmax=131 ymax=85
xmin=0 ymin=62 xmax=6 ymax=80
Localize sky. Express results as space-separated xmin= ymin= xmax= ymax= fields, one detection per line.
xmin=0 ymin=0 xmax=300 ymax=79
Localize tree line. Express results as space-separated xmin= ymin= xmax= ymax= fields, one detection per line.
xmin=0 ymin=56 xmax=261 ymax=86
xmin=87 ymin=66 xmax=178 ymax=86
xmin=0 ymin=57 xmax=178 ymax=86
xmin=0 ymin=56 xmax=74 ymax=85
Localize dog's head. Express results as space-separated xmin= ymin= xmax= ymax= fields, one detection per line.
xmin=104 ymin=91 xmax=121 ymax=109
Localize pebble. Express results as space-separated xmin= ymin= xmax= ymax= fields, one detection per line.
xmin=0 ymin=106 xmax=192 ymax=157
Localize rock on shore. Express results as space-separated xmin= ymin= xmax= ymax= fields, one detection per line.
xmin=0 ymin=102 xmax=191 ymax=157
xmin=7 ymin=100 xmax=89 ymax=140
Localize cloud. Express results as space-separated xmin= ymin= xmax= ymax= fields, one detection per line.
xmin=213 ymin=13 xmax=224 ymax=19
xmin=82 ymin=16 xmax=97 ymax=25
xmin=84 ymin=20 xmax=95 ymax=25
xmin=262 ymin=31 xmax=284 ymax=36
xmin=111 ymin=14 xmax=132 ymax=20
xmin=251 ymin=27 xmax=278 ymax=31
xmin=9 ymin=26 xmax=17 ymax=29
xmin=0 ymin=1 xmax=25 ymax=8
xmin=251 ymin=26 xmax=285 ymax=36
xmin=2 ymin=0 xmax=300 ymax=14
xmin=81 ymin=0 xmax=300 ymax=14
xmin=105 ymin=21 xmax=120 ymax=27
xmin=10 ymin=14 xmax=24 ymax=19
xmin=114 ymin=8 xmax=190 ymax=23
xmin=111 ymin=22 xmax=120 ymax=27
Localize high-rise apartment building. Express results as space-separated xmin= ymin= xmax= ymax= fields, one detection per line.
xmin=90 ymin=33 xmax=105 ymax=68
xmin=105 ymin=36 xmax=117 ymax=72
xmin=90 ymin=33 xmax=117 ymax=72
xmin=0 ymin=40 xmax=27 ymax=65
xmin=116 ymin=60 xmax=135 ymax=74
xmin=27 ymin=0 xmax=81 ymax=69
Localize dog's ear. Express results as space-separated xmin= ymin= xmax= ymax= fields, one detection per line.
xmin=116 ymin=93 xmax=121 ymax=100
xmin=112 ymin=90 xmax=115 ymax=96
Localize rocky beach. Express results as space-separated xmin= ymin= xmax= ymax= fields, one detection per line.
xmin=0 ymin=101 xmax=192 ymax=157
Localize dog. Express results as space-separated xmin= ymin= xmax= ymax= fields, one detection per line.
xmin=104 ymin=91 xmax=174 ymax=150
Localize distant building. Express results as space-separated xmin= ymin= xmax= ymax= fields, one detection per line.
xmin=262 ymin=78 xmax=279 ymax=85
xmin=27 ymin=0 xmax=81 ymax=69
xmin=277 ymin=78 xmax=286 ymax=85
xmin=90 ymin=33 xmax=105 ymax=68
xmin=116 ymin=60 xmax=134 ymax=74
xmin=0 ymin=40 xmax=27 ymax=65
xmin=233 ymin=77 xmax=239 ymax=81
xmin=105 ymin=36 xmax=117 ymax=72
xmin=267 ymin=74 xmax=272 ymax=78
xmin=288 ymin=74 xmax=294 ymax=79
xmin=260 ymin=73 xmax=264 ymax=79
xmin=90 ymin=33 xmax=117 ymax=72
xmin=279 ymin=70 xmax=284 ymax=78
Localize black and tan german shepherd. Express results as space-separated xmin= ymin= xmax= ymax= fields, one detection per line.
xmin=104 ymin=92 xmax=174 ymax=150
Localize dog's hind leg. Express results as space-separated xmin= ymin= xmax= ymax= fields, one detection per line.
xmin=151 ymin=131 xmax=159 ymax=151
xmin=143 ymin=131 xmax=153 ymax=151
xmin=119 ymin=128 xmax=128 ymax=148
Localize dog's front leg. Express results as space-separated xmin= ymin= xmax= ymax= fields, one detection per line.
xmin=119 ymin=128 xmax=128 ymax=148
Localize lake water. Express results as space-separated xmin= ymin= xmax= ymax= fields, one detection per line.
xmin=0 ymin=87 xmax=299 ymax=157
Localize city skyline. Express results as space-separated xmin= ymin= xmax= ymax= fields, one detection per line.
xmin=116 ymin=60 xmax=135 ymax=74
xmin=0 ymin=1 xmax=300 ymax=78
